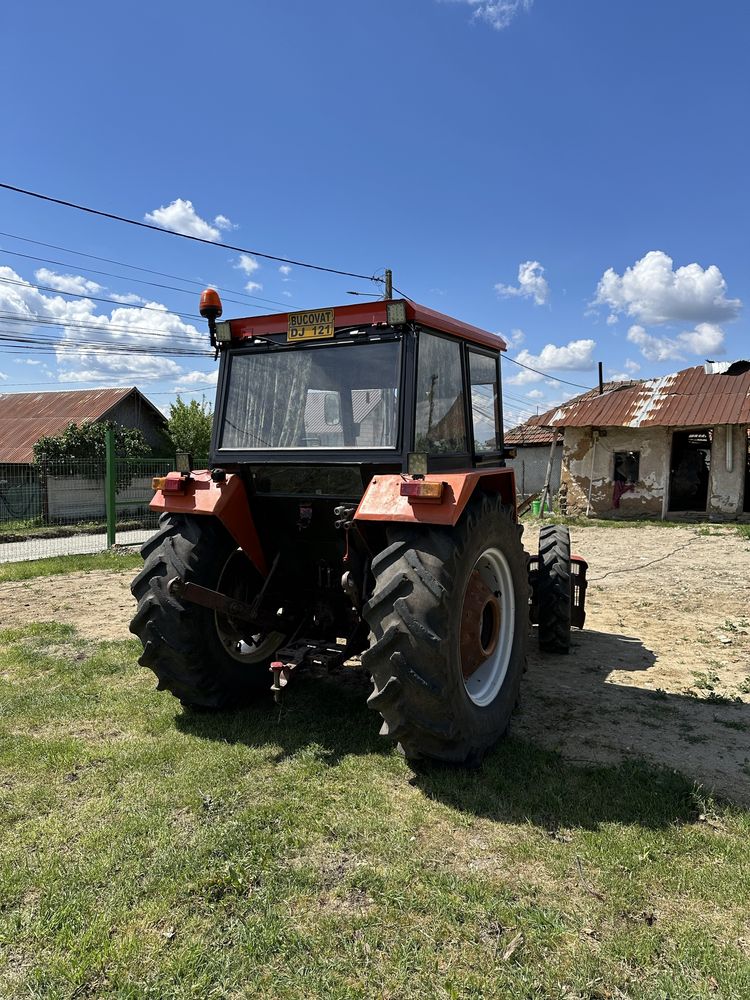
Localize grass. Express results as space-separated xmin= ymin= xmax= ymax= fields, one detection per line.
xmin=0 ymin=518 xmax=151 ymax=543
xmin=0 ymin=622 xmax=749 ymax=997
xmin=0 ymin=550 xmax=142 ymax=582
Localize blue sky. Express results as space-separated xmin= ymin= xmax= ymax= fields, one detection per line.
xmin=1 ymin=0 xmax=748 ymax=427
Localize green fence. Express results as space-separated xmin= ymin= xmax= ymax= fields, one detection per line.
xmin=0 ymin=445 xmax=209 ymax=563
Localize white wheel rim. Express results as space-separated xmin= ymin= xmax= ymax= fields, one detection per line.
xmin=460 ymin=546 xmax=515 ymax=707
xmin=214 ymin=550 xmax=285 ymax=665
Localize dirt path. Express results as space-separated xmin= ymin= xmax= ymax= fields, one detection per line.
xmin=0 ymin=524 xmax=748 ymax=800
xmin=518 ymin=523 xmax=750 ymax=803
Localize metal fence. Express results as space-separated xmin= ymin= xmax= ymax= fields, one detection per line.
xmin=0 ymin=455 xmax=207 ymax=563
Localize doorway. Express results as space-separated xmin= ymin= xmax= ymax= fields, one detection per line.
xmin=668 ymin=429 xmax=711 ymax=512
xmin=744 ymin=429 xmax=750 ymax=513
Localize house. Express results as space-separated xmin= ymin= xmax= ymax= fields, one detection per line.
xmin=0 ymin=387 xmax=169 ymax=465
xmin=0 ymin=387 xmax=170 ymax=524
xmin=524 ymin=362 xmax=750 ymax=520
xmin=504 ymin=421 xmax=563 ymax=497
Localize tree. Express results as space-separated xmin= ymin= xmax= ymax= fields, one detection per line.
xmin=33 ymin=420 xmax=150 ymax=468
xmin=166 ymin=396 xmax=213 ymax=458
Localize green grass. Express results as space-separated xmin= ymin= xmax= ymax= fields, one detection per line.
xmin=737 ymin=524 xmax=750 ymax=540
xmin=0 ymin=624 xmax=749 ymax=997
xmin=0 ymin=550 xmax=142 ymax=582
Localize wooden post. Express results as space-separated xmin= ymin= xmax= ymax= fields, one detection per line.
xmin=539 ymin=429 xmax=559 ymax=517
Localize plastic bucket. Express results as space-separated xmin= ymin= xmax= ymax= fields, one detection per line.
xmin=531 ymin=499 xmax=542 ymax=516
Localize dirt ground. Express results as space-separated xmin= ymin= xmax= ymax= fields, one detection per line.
xmin=1 ymin=523 xmax=748 ymax=802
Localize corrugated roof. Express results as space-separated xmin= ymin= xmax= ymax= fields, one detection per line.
xmin=533 ymin=365 xmax=750 ymax=430
xmin=0 ymin=387 xmax=163 ymax=463
xmin=504 ymin=423 xmax=557 ymax=446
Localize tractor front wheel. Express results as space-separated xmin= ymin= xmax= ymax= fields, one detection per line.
xmin=362 ymin=496 xmax=528 ymax=765
xmin=130 ymin=514 xmax=284 ymax=709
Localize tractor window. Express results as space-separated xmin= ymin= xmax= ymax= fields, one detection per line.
xmin=415 ymin=333 xmax=467 ymax=454
xmin=219 ymin=340 xmax=401 ymax=450
xmin=469 ymin=351 xmax=500 ymax=453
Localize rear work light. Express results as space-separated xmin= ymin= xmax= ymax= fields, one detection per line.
xmin=399 ymin=480 xmax=444 ymax=504
xmin=152 ymin=472 xmax=190 ymax=494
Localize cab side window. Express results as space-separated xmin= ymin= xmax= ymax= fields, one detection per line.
xmin=415 ymin=333 xmax=467 ymax=454
xmin=468 ymin=351 xmax=500 ymax=454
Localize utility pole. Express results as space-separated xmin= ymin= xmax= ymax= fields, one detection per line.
xmin=384 ymin=268 xmax=393 ymax=300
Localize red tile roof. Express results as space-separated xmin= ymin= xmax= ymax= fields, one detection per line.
xmin=531 ymin=364 xmax=750 ymax=430
xmin=0 ymin=387 xmax=163 ymax=463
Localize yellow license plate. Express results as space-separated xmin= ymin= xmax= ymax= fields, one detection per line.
xmin=287 ymin=308 xmax=335 ymax=343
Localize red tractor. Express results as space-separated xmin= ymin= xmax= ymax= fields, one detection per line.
xmin=130 ymin=294 xmax=586 ymax=764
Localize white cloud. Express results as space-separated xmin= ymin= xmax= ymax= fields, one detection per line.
xmin=0 ymin=372 xmax=7 ymax=381
xmin=495 ymin=260 xmax=549 ymax=306
xmin=174 ymin=369 xmax=219 ymax=393
xmin=624 ymin=358 xmax=641 ymax=373
xmin=447 ymin=0 xmax=533 ymax=31
xmin=282 ymin=291 xmax=293 ymax=299
xmin=515 ymin=338 xmax=596 ymax=371
xmin=245 ymin=281 xmax=263 ymax=293
xmin=236 ymin=254 xmax=260 ymax=275
xmin=626 ymin=321 xmax=725 ymax=363
xmin=594 ymin=250 xmax=741 ymax=325
xmin=35 ymin=268 xmax=102 ymax=296
xmin=526 ymin=388 xmax=544 ymax=399
xmin=0 ymin=265 xmax=206 ymax=383
xmin=279 ymin=265 xmax=292 ymax=278
xmin=500 ymin=327 xmax=525 ymax=348
xmin=110 ymin=292 xmax=145 ymax=305
xmin=144 ymin=199 xmax=234 ymax=242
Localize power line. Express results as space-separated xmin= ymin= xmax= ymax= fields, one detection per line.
xmin=0 ymin=237 xmax=293 ymax=310
xmin=0 ymin=182 xmax=385 ymax=285
xmin=0 ymin=274 xmax=203 ymax=325
xmin=0 ymin=310 xmax=210 ymax=348
xmin=501 ymin=353 xmax=593 ymax=391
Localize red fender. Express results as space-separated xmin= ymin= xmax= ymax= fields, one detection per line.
xmin=354 ymin=468 xmax=517 ymax=527
xmin=149 ymin=471 xmax=267 ymax=575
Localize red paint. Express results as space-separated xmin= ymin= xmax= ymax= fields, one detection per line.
xmin=355 ymin=469 xmax=517 ymax=526
xmin=150 ymin=471 xmax=268 ymax=575
xmin=227 ymin=299 xmax=506 ymax=352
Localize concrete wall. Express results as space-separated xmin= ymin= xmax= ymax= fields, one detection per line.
xmin=560 ymin=424 xmax=749 ymax=519
xmin=506 ymin=444 xmax=562 ymax=497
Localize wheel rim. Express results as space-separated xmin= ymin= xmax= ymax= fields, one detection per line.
xmin=214 ymin=549 xmax=285 ymax=665
xmin=460 ymin=545 xmax=515 ymax=707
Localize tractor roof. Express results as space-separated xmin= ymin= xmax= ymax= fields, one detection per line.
xmin=227 ymin=299 xmax=506 ymax=353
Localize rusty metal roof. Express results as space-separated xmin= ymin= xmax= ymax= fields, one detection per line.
xmin=504 ymin=422 xmax=557 ymax=446
xmin=0 ymin=387 xmax=163 ymax=463
xmin=534 ymin=365 xmax=750 ymax=430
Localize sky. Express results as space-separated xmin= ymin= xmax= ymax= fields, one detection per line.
xmin=1 ymin=0 xmax=748 ymax=428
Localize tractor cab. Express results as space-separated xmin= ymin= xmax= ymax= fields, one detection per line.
xmin=210 ymin=299 xmax=510 ymax=486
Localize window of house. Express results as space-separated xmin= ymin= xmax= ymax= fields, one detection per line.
xmin=469 ymin=351 xmax=500 ymax=453
xmin=414 ymin=333 xmax=467 ymax=453
xmin=613 ymin=451 xmax=639 ymax=484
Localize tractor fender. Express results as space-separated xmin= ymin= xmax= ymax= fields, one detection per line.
xmin=354 ymin=468 xmax=517 ymax=527
xmin=149 ymin=470 xmax=268 ymax=575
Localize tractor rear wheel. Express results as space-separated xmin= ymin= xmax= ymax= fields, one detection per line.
xmin=536 ymin=524 xmax=571 ymax=654
xmin=362 ymin=496 xmax=528 ymax=765
xmin=130 ymin=514 xmax=284 ymax=708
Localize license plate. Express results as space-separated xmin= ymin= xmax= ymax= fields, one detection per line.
xmin=287 ymin=308 xmax=335 ymax=343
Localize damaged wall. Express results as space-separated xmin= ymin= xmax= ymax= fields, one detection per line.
xmin=708 ymin=424 xmax=748 ymax=517
xmin=559 ymin=426 xmax=668 ymax=518
xmin=559 ymin=423 xmax=749 ymax=519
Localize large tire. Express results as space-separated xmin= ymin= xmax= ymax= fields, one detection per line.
xmin=130 ymin=513 xmax=283 ymax=708
xmin=536 ymin=524 xmax=571 ymax=654
xmin=362 ymin=496 xmax=528 ymax=765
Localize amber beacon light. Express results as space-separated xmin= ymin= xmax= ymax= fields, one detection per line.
xmin=199 ymin=288 xmax=223 ymax=347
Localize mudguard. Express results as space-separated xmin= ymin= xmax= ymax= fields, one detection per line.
xmin=354 ymin=468 xmax=517 ymax=527
xmin=149 ymin=470 xmax=267 ymax=575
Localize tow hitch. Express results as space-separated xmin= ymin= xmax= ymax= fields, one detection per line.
xmin=268 ymin=640 xmax=346 ymax=703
